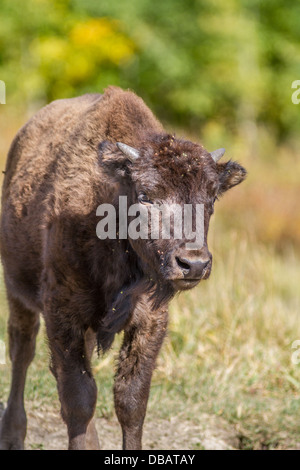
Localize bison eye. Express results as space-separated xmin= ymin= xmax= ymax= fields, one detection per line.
xmin=138 ymin=193 xmax=153 ymax=205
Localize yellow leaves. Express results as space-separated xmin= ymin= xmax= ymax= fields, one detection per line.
xmin=69 ymin=18 xmax=135 ymax=66
xmin=71 ymin=18 xmax=114 ymax=46
xmin=30 ymin=17 xmax=136 ymax=88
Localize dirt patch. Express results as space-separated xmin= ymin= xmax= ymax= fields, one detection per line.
xmin=0 ymin=402 xmax=240 ymax=450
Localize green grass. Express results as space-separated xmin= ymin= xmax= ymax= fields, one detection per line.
xmin=1 ymin=226 xmax=299 ymax=449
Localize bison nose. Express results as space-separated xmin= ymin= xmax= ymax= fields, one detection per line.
xmin=175 ymin=256 xmax=211 ymax=279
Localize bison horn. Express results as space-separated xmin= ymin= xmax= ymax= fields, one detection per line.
xmin=116 ymin=142 xmax=140 ymax=162
xmin=210 ymin=148 xmax=225 ymax=162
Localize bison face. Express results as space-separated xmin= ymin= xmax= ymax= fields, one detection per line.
xmin=98 ymin=135 xmax=246 ymax=291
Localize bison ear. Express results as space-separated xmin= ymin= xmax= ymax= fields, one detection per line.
xmin=217 ymin=160 xmax=247 ymax=195
xmin=98 ymin=141 xmax=139 ymax=181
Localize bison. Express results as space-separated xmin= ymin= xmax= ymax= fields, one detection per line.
xmin=0 ymin=86 xmax=246 ymax=450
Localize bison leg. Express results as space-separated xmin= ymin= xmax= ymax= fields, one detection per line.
xmin=0 ymin=294 xmax=40 ymax=450
xmin=46 ymin=320 xmax=98 ymax=451
xmin=84 ymin=328 xmax=100 ymax=450
xmin=114 ymin=300 xmax=168 ymax=450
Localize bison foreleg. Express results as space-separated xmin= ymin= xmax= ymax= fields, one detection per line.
xmin=114 ymin=299 xmax=168 ymax=450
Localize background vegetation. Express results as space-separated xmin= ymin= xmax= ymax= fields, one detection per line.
xmin=0 ymin=0 xmax=299 ymax=449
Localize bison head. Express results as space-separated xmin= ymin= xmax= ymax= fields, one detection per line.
xmin=98 ymin=134 xmax=246 ymax=292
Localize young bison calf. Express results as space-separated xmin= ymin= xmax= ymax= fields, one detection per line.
xmin=0 ymin=86 xmax=246 ymax=450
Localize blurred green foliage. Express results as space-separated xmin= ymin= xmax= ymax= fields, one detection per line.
xmin=1 ymin=0 xmax=300 ymax=143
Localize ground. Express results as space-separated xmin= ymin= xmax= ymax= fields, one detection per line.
xmin=0 ymin=402 xmax=240 ymax=450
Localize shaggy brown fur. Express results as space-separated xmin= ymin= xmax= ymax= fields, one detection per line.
xmin=0 ymin=86 xmax=246 ymax=450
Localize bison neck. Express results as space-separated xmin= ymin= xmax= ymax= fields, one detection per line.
xmin=90 ymin=238 xmax=173 ymax=353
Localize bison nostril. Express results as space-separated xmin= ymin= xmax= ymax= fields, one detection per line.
xmin=175 ymin=256 xmax=211 ymax=279
xmin=175 ymin=256 xmax=191 ymax=272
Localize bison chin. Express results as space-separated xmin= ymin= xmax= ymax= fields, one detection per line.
xmin=171 ymin=278 xmax=201 ymax=291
